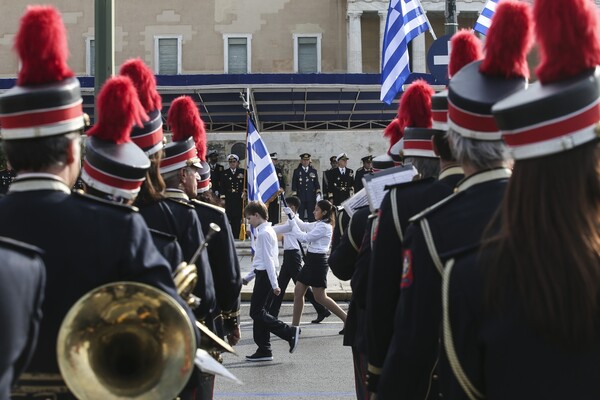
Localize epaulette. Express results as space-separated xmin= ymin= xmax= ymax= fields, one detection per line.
xmin=72 ymin=190 xmax=138 ymax=212
xmin=0 ymin=236 xmax=44 ymax=256
xmin=384 ymin=176 xmax=435 ymax=192
xmin=148 ymin=228 xmax=178 ymax=241
xmin=190 ymin=199 xmax=226 ymax=214
xmin=408 ymin=190 xmax=464 ymax=223
xmin=166 ymin=197 xmax=195 ymax=209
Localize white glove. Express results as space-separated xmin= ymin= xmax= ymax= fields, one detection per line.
xmin=316 ymin=193 xmax=322 ymax=202
xmin=283 ymin=206 xmax=293 ymax=216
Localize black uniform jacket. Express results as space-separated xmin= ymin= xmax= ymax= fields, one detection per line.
xmin=191 ymin=198 xmax=242 ymax=335
xmin=209 ymin=162 xmax=224 ymax=196
xmin=328 ymin=206 xmax=370 ymax=281
xmin=367 ymin=167 xmax=464 ymax=377
xmin=220 ymin=167 xmax=246 ymax=216
xmin=441 ymin=246 xmax=600 ymax=400
xmin=0 ymin=176 xmax=198 ymax=375
xmin=376 ymin=168 xmax=511 ymax=400
xmin=163 ymin=190 xmax=217 ymax=322
xmin=353 ymin=167 xmax=372 ymax=192
xmin=292 ymin=165 xmax=320 ymax=202
xmin=0 ymin=237 xmax=45 ymax=399
xmin=329 ymin=167 xmax=355 ymax=205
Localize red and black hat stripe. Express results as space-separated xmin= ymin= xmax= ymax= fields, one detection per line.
xmin=130 ymin=108 xmax=164 ymax=155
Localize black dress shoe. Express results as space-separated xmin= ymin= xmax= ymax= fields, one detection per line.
xmin=245 ymin=351 xmax=273 ymax=362
xmin=311 ymin=310 xmax=332 ymax=324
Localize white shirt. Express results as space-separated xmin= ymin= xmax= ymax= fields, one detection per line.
xmin=339 ymin=168 xmax=345 ymax=175
xmin=293 ymin=218 xmax=333 ymax=254
xmin=273 ymin=222 xmax=301 ymax=251
xmin=252 ymin=221 xmax=280 ymax=289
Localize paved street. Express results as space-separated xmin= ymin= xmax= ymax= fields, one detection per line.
xmin=214 ymin=302 xmax=355 ymax=400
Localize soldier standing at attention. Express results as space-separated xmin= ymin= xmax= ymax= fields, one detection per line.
xmin=220 ymin=154 xmax=246 ymax=237
xmin=267 ymin=152 xmax=285 ymax=224
xmin=322 ymin=155 xmax=337 ymax=201
xmin=291 ymin=153 xmax=321 ymax=221
xmin=207 ymin=149 xmax=224 ymax=197
xmin=329 ymin=153 xmax=354 ymax=206
xmin=353 ymin=155 xmax=373 ymax=192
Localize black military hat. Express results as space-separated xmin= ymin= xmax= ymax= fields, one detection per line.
xmin=208 ymin=149 xmax=218 ymax=157
xmin=196 ymin=160 xmax=212 ymax=194
xmin=447 ymin=1 xmax=532 ymax=141
xmin=82 ymin=76 xmax=150 ymax=200
xmin=270 ymin=152 xmax=278 ymax=160
xmin=361 ymin=155 xmax=373 ymax=163
xmin=0 ymin=6 xmax=84 ymax=140
xmin=300 ymin=153 xmax=311 ymax=160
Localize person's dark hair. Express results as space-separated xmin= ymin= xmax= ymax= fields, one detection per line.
xmin=245 ymin=200 xmax=268 ymax=220
xmin=317 ymin=199 xmax=336 ymax=227
xmin=134 ymin=152 xmax=166 ymax=207
xmin=196 ymin=190 xmax=223 ymax=207
xmin=483 ymin=141 xmax=600 ymax=348
xmin=433 ymin=132 xmax=455 ymax=161
xmin=4 ymin=131 xmax=80 ymax=172
xmin=285 ymin=196 xmax=301 ymax=209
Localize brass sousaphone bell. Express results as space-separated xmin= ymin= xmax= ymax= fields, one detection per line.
xmin=57 ymin=282 xmax=196 ymax=400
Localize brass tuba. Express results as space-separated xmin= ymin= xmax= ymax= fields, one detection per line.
xmin=57 ymin=282 xmax=196 ymax=400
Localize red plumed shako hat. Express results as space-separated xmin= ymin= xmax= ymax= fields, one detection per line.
xmin=400 ymin=80 xmax=442 ymax=158
xmin=160 ymin=96 xmax=204 ymax=174
xmin=448 ymin=0 xmax=533 ymax=141
xmin=119 ymin=58 xmax=165 ymax=156
xmin=82 ymin=76 xmax=150 ymax=200
xmin=492 ymin=0 xmax=600 ymax=159
xmin=0 ymin=6 xmax=84 ymax=140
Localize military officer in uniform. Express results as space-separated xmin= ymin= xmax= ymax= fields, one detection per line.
xmin=375 ymin=5 xmax=531 ymax=398
xmin=329 ymin=153 xmax=354 ymax=206
xmin=353 ymin=155 xmax=373 ymax=192
xmin=291 ymin=153 xmax=321 ymax=222
xmin=0 ymin=7 xmax=199 ymax=398
xmin=322 ymin=155 xmax=337 ymax=201
xmin=268 ymin=152 xmax=285 ymax=224
xmin=220 ymin=154 xmax=246 ymax=237
xmin=208 ymin=149 xmax=224 ymax=196
xmin=0 ymin=167 xmax=15 ymax=195
xmin=0 ymin=237 xmax=45 ymax=400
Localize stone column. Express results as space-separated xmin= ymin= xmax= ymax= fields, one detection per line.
xmin=378 ymin=10 xmax=387 ymax=70
xmin=347 ymin=11 xmax=363 ymax=73
xmin=412 ymin=29 xmax=427 ymax=73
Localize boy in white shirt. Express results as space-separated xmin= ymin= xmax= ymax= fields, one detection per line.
xmin=244 ymin=201 xmax=301 ymax=361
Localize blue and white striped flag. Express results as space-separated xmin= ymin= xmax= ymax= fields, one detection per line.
xmin=246 ymin=118 xmax=280 ymax=204
xmin=380 ymin=0 xmax=431 ymax=104
xmin=474 ymin=0 xmax=500 ymax=36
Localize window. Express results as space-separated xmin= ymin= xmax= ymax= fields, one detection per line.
xmin=86 ymin=38 xmax=95 ymax=76
xmin=294 ymin=34 xmax=321 ymax=73
xmin=154 ymin=36 xmax=182 ymax=75
xmin=224 ymin=35 xmax=252 ymax=74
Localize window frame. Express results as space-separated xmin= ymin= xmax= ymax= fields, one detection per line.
xmin=153 ymin=35 xmax=182 ymax=75
xmin=86 ymin=37 xmax=95 ymax=76
xmin=223 ymin=34 xmax=252 ymax=74
xmin=293 ymin=33 xmax=322 ymax=73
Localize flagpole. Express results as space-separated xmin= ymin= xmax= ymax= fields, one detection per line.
xmin=239 ymin=90 xmax=251 ymax=241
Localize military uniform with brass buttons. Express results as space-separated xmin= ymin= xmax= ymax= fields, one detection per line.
xmin=220 ymin=158 xmax=246 ymax=237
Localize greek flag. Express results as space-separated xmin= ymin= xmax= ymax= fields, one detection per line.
xmin=474 ymin=0 xmax=500 ymax=36
xmin=246 ymin=118 xmax=280 ymax=204
xmin=380 ymin=0 xmax=431 ymax=104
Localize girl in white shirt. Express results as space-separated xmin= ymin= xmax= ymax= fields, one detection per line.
xmin=289 ymin=200 xmax=347 ymax=327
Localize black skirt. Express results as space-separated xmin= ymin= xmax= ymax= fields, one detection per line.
xmin=297 ymin=251 xmax=329 ymax=288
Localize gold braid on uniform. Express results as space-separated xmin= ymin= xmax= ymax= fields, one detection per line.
xmin=221 ymin=309 xmax=240 ymax=332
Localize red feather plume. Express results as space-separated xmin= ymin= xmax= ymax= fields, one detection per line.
xmin=15 ymin=6 xmax=74 ymax=86
xmin=168 ymin=96 xmax=206 ymax=159
xmin=535 ymin=0 xmax=600 ymax=84
xmin=119 ymin=58 xmax=162 ymax=113
xmin=479 ymin=0 xmax=533 ymax=79
xmin=449 ymin=30 xmax=483 ymax=77
xmin=384 ymin=117 xmax=405 ymax=152
xmin=397 ymin=79 xmax=434 ymax=128
xmin=87 ymin=76 xmax=149 ymax=144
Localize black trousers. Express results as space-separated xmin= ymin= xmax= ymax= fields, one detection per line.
xmin=298 ymin=200 xmax=316 ymax=222
xmin=269 ymin=250 xmax=328 ymax=317
xmin=250 ymin=270 xmax=294 ymax=353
